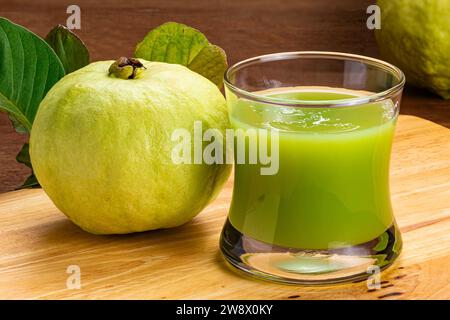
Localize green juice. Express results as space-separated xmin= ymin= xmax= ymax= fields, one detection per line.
xmin=228 ymin=87 xmax=397 ymax=250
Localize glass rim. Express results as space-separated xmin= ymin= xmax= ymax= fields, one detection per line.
xmin=223 ymin=51 xmax=406 ymax=108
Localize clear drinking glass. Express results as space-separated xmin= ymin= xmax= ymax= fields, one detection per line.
xmin=220 ymin=52 xmax=405 ymax=284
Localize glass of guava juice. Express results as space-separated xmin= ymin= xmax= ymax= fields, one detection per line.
xmin=220 ymin=52 xmax=405 ymax=284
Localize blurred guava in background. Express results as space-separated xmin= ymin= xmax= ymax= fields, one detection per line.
xmin=375 ymin=0 xmax=450 ymax=99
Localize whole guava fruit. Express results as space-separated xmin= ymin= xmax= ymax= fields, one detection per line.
xmin=30 ymin=59 xmax=231 ymax=234
xmin=375 ymin=0 xmax=450 ymax=99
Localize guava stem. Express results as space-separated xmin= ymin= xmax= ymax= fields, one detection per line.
xmin=108 ymin=57 xmax=146 ymax=79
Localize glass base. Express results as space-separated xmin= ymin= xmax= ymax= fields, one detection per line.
xmin=220 ymin=219 xmax=402 ymax=285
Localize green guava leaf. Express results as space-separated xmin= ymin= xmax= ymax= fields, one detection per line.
xmin=188 ymin=44 xmax=228 ymax=90
xmin=16 ymin=142 xmax=31 ymax=168
xmin=17 ymin=174 xmax=39 ymax=189
xmin=8 ymin=114 xmax=28 ymax=134
xmin=0 ymin=17 xmax=65 ymax=133
xmin=15 ymin=143 xmax=40 ymax=188
xmin=134 ymin=22 xmax=227 ymax=87
xmin=45 ymin=24 xmax=89 ymax=74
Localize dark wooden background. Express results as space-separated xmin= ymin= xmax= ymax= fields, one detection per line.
xmin=1 ymin=0 xmax=449 ymax=192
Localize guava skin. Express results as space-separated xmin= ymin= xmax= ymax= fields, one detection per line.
xmin=30 ymin=60 xmax=231 ymax=234
xmin=376 ymin=0 xmax=450 ymax=99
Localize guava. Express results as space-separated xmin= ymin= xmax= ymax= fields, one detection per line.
xmin=375 ymin=0 xmax=450 ymax=99
xmin=30 ymin=58 xmax=231 ymax=234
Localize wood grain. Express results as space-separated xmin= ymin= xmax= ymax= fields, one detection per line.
xmin=0 ymin=115 xmax=448 ymax=300
xmin=0 ymin=0 xmax=449 ymax=192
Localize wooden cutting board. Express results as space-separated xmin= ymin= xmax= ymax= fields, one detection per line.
xmin=0 ymin=115 xmax=449 ymax=300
